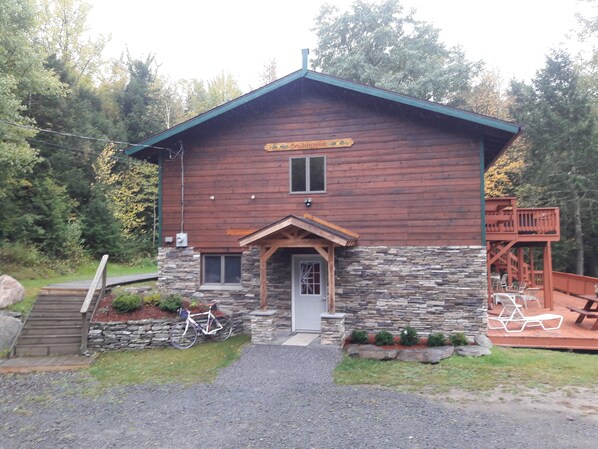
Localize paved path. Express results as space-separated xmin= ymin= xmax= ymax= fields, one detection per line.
xmin=1 ymin=345 xmax=597 ymax=448
xmin=46 ymin=273 xmax=158 ymax=290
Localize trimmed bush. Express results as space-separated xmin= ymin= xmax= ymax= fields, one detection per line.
xmin=143 ymin=292 xmax=161 ymax=307
xmin=112 ymin=293 xmax=142 ymax=314
xmin=350 ymin=330 xmax=369 ymax=344
xmin=449 ymin=333 xmax=469 ymax=347
xmin=400 ymin=326 xmax=420 ymax=346
xmin=426 ymin=332 xmax=447 ymax=347
xmin=375 ymin=331 xmax=394 ymax=346
xmin=159 ymin=294 xmax=183 ymax=313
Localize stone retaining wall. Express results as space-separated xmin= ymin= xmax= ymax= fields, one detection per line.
xmin=88 ymin=319 xmax=178 ymax=350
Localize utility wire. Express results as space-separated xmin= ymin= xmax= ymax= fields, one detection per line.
xmin=0 ymin=118 xmax=171 ymax=151
xmin=25 ymin=137 xmax=133 ymax=163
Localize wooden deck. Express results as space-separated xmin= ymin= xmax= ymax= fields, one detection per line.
xmin=0 ymin=354 xmax=98 ymax=374
xmin=488 ymin=291 xmax=598 ymax=350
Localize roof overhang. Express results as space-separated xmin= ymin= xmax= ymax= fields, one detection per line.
xmin=239 ymin=214 xmax=359 ymax=248
xmin=125 ymin=70 xmax=521 ymax=168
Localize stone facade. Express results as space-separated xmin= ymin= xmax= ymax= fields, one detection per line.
xmin=335 ymin=246 xmax=488 ymax=336
xmin=157 ymin=245 xmax=487 ymax=339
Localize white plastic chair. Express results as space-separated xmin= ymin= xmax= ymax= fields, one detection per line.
xmin=488 ymin=293 xmax=563 ymax=333
xmin=518 ymin=287 xmax=541 ymax=308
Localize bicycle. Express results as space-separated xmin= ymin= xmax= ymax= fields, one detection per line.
xmin=169 ymin=303 xmax=233 ymax=349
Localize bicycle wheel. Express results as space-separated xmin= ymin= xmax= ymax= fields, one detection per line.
xmin=169 ymin=321 xmax=198 ymax=349
xmin=212 ymin=315 xmax=233 ymax=341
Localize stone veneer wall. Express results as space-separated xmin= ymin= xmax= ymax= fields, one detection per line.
xmin=335 ymin=246 xmax=488 ymax=337
xmin=157 ymin=245 xmax=487 ymax=337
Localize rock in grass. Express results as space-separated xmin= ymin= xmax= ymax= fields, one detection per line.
xmin=396 ymin=346 xmax=454 ymax=364
xmin=474 ymin=334 xmax=493 ymax=349
xmin=0 ymin=275 xmax=25 ymax=309
xmin=455 ymin=345 xmax=491 ymax=357
xmin=347 ymin=344 xmax=397 ymax=360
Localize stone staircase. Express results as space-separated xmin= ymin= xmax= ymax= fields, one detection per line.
xmin=12 ymin=289 xmax=99 ymax=357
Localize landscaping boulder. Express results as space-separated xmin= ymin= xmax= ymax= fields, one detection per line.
xmin=474 ymin=334 xmax=493 ymax=349
xmin=0 ymin=314 xmax=22 ymax=351
xmin=396 ymin=346 xmax=454 ymax=364
xmin=455 ymin=345 xmax=491 ymax=357
xmin=347 ymin=344 xmax=397 ymax=361
xmin=0 ymin=275 xmax=25 ymax=309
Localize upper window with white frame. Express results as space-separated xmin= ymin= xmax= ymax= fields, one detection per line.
xmin=203 ymin=254 xmax=241 ymax=285
xmin=290 ymin=156 xmax=326 ymax=193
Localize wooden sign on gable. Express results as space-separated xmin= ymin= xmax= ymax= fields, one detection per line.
xmin=264 ymin=138 xmax=354 ymax=152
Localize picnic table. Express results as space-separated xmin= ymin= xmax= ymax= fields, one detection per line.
xmin=567 ymin=295 xmax=598 ymax=331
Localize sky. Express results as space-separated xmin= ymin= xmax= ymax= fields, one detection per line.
xmin=87 ymin=0 xmax=589 ymax=91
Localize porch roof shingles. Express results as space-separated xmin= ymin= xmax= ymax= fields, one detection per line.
xmin=238 ymin=214 xmax=358 ymax=248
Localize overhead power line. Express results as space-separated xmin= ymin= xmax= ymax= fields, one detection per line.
xmin=0 ymin=119 xmax=171 ymax=151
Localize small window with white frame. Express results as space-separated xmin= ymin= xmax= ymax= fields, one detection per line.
xmin=290 ymin=156 xmax=326 ymax=193
xmin=202 ymin=254 xmax=242 ymax=285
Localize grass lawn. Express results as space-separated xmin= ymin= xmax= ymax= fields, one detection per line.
xmin=335 ymin=346 xmax=598 ymax=394
xmin=88 ymin=335 xmax=249 ymax=385
xmin=5 ymin=259 xmax=157 ymax=315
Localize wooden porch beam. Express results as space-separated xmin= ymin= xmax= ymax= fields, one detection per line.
xmin=313 ymin=246 xmax=329 ymax=260
xmin=488 ymin=240 xmax=516 ymax=266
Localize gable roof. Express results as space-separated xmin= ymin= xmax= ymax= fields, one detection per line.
xmin=125 ymin=69 xmax=521 ymax=168
xmin=238 ymin=214 xmax=359 ymax=248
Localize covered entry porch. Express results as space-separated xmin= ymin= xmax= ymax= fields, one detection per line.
xmin=239 ymin=214 xmax=358 ymax=345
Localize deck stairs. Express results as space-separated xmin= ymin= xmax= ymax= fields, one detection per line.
xmin=11 ymin=289 xmax=99 ymax=357
xmin=491 ymin=245 xmax=532 ymax=284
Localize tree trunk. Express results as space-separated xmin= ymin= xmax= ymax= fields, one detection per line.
xmin=572 ymin=189 xmax=584 ymax=275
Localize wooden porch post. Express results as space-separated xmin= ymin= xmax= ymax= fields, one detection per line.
xmin=487 ymin=242 xmax=493 ymax=307
xmin=517 ymin=247 xmax=524 ymax=284
xmin=544 ymin=242 xmax=554 ymax=310
xmin=529 ymin=248 xmax=535 ymax=287
xmin=506 ymin=247 xmax=513 ymax=286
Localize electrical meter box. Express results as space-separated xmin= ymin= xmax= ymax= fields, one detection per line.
xmin=176 ymin=232 xmax=188 ymax=247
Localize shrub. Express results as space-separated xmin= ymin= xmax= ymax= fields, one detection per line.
xmin=350 ymin=330 xmax=369 ymax=344
xmin=449 ymin=333 xmax=469 ymax=347
xmin=400 ymin=326 xmax=420 ymax=346
xmin=143 ymin=292 xmax=162 ymax=307
xmin=375 ymin=331 xmax=394 ymax=346
xmin=426 ymin=332 xmax=447 ymax=347
xmin=112 ymin=293 xmax=142 ymax=313
xmin=159 ymin=294 xmax=183 ymax=313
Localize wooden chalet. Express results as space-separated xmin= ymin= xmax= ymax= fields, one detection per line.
xmin=126 ymin=53 xmax=524 ymax=345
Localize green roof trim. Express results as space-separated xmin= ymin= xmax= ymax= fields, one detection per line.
xmin=125 ymin=69 xmax=520 ymax=157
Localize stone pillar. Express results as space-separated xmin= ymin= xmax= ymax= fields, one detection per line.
xmin=320 ymin=312 xmax=346 ymax=346
xmin=249 ymin=310 xmax=277 ymax=343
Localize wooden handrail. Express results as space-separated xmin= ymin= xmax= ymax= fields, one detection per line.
xmin=80 ymin=254 xmax=109 ymax=353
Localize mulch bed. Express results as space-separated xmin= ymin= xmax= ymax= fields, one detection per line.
xmin=91 ymin=295 xmax=208 ymax=323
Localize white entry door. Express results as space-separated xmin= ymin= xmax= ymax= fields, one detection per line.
xmin=292 ymin=255 xmax=328 ymax=332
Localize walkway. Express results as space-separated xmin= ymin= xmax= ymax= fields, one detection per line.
xmin=1 ymin=344 xmax=596 ymax=448
xmin=46 ymin=272 xmax=158 ymax=290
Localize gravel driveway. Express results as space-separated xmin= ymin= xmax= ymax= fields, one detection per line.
xmin=1 ymin=345 xmax=597 ymax=449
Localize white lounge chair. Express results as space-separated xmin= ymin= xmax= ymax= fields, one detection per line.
xmin=488 ymin=293 xmax=563 ymax=333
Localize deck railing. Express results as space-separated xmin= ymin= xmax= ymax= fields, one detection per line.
xmin=80 ymin=254 xmax=108 ymax=354
xmin=553 ymin=271 xmax=598 ymax=297
xmin=485 ymin=198 xmax=560 ymax=238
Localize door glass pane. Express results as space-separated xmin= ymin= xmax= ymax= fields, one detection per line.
xmin=204 ymin=256 xmax=221 ymax=283
xmin=291 ymin=158 xmax=306 ymax=192
xmin=224 ymin=256 xmax=241 ymax=284
xmin=300 ymin=262 xmax=321 ymax=295
xmin=309 ymin=157 xmax=325 ymax=191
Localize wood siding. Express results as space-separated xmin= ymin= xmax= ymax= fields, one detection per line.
xmin=161 ymin=90 xmax=482 ymax=252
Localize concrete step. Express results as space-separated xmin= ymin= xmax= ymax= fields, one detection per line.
xmin=14 ymin=343 xmax=81 ymax=357
xmin=18 ymin=334 xmax=81 ymax=345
